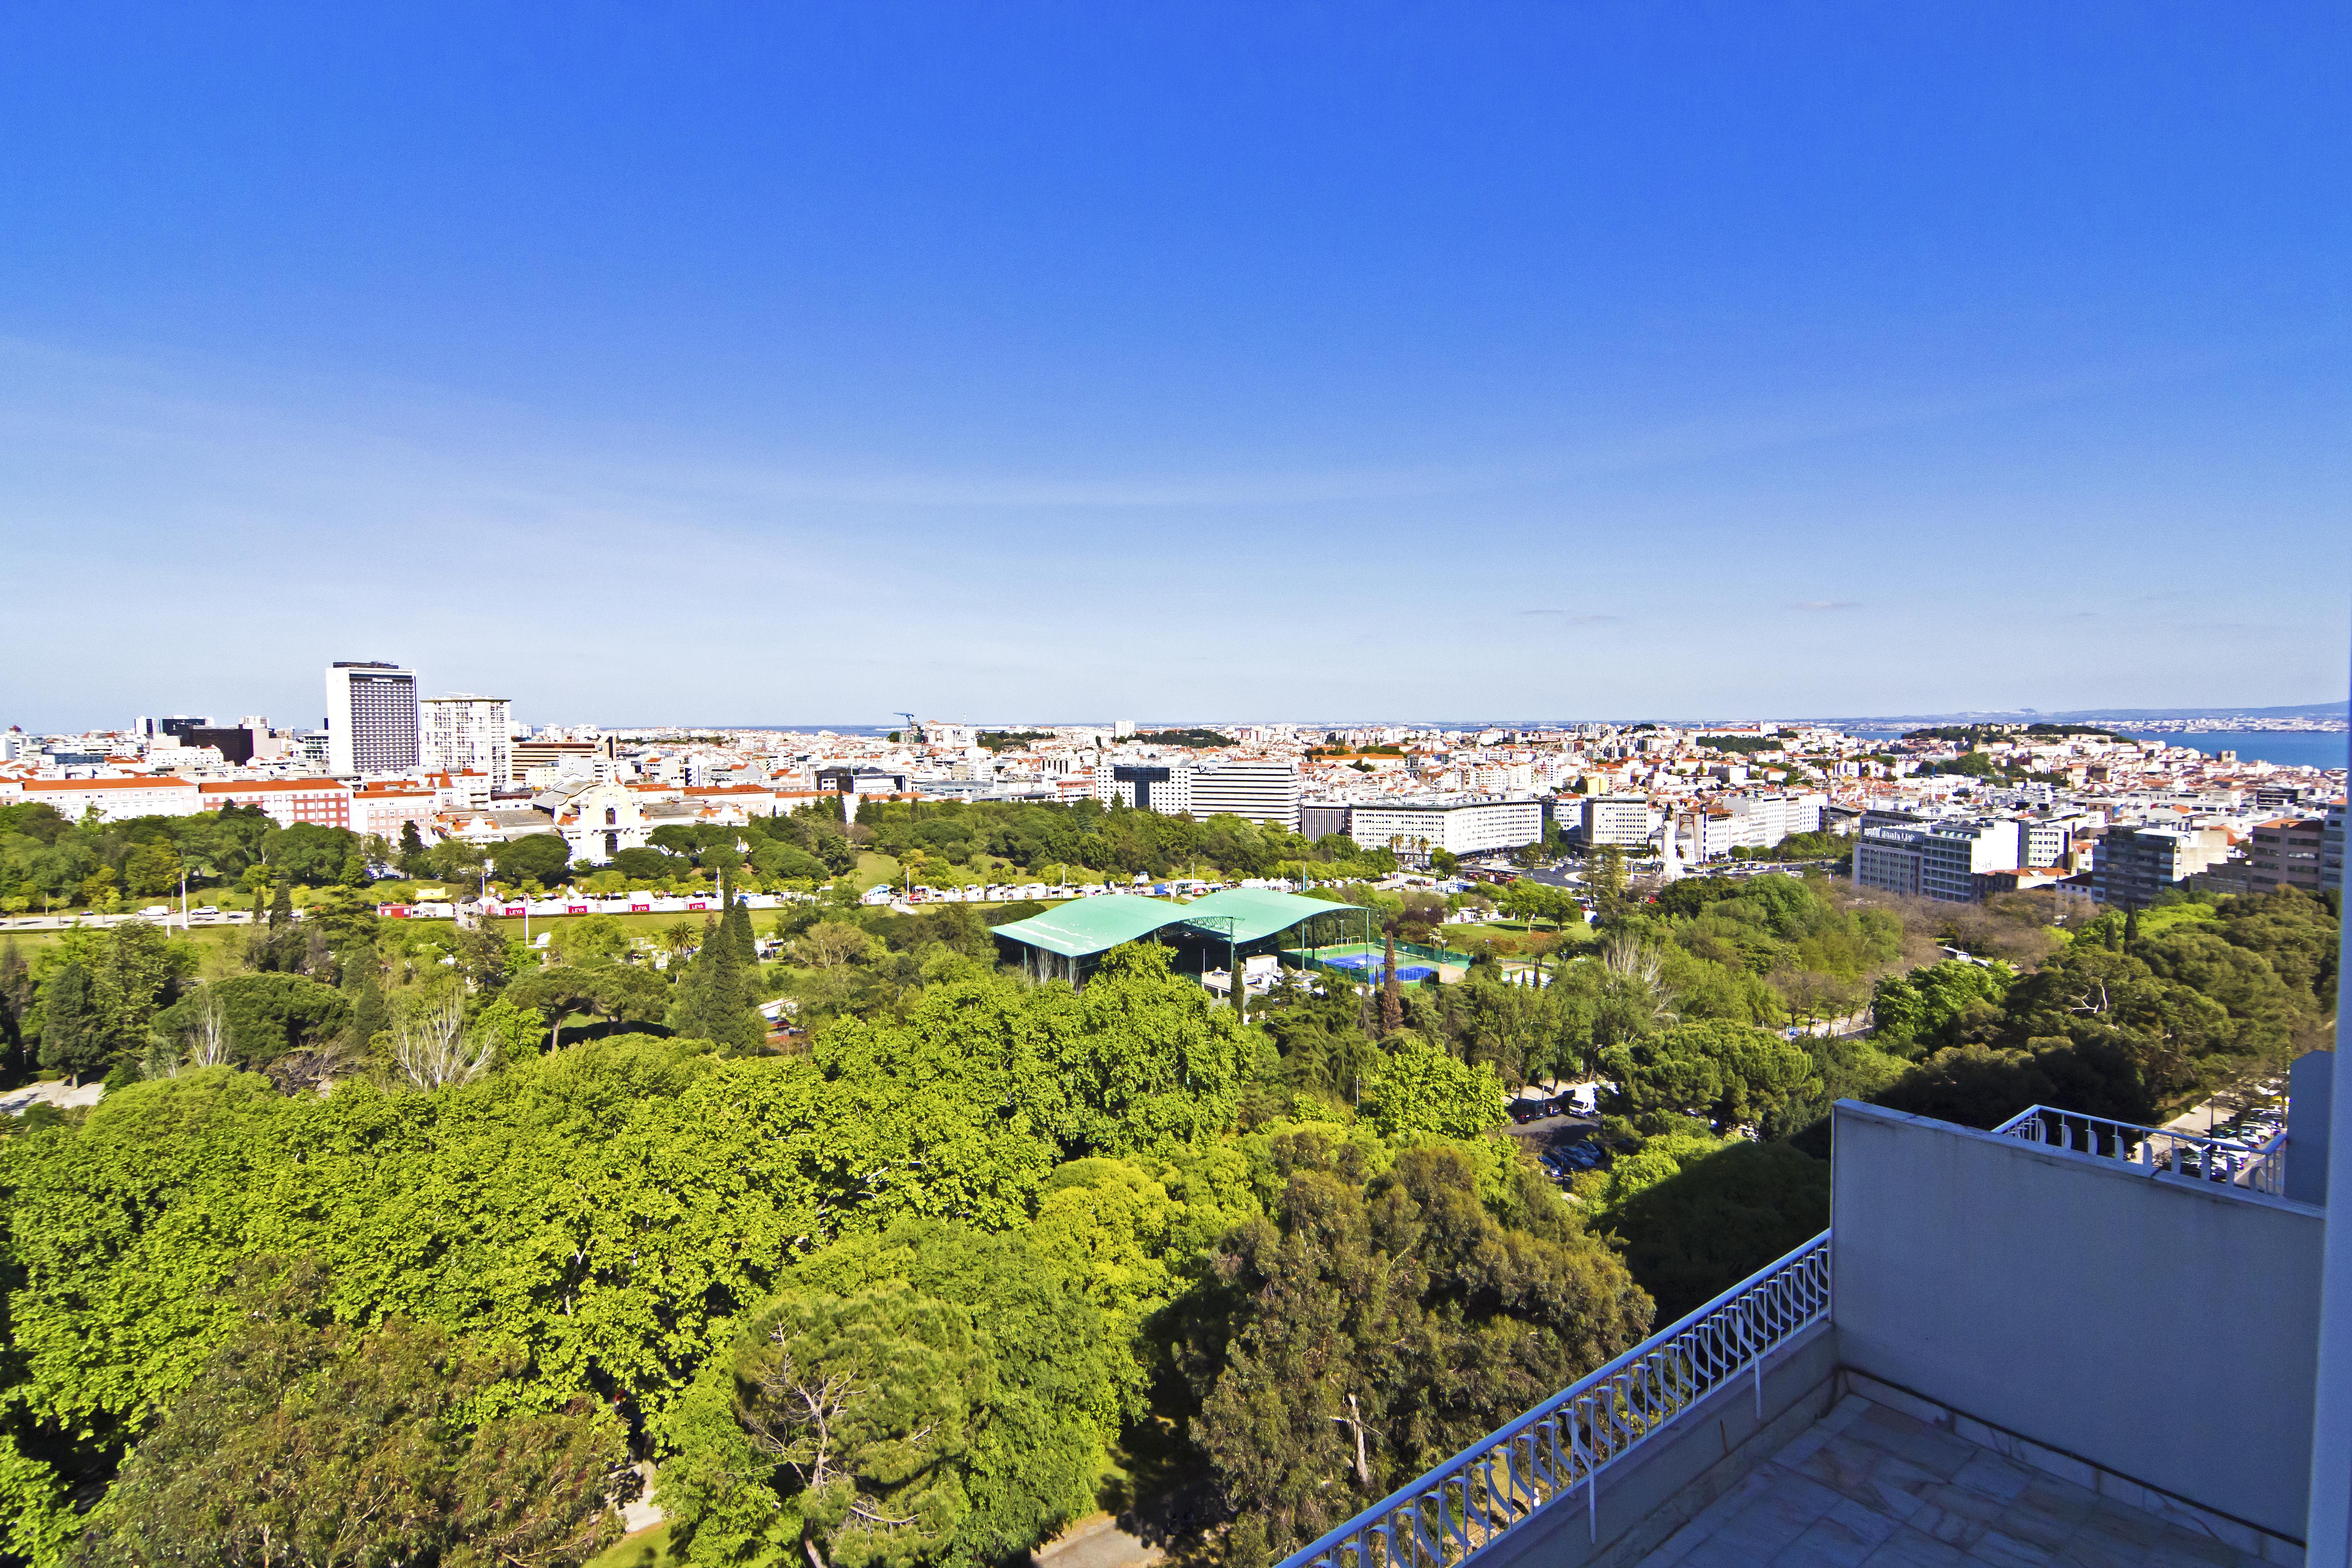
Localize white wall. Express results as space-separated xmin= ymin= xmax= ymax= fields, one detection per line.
xmin=1831 ymin=1102 xmax=2324 ymax=1539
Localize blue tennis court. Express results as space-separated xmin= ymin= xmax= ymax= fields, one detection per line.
xmin=1318 ymin=954 xmax=1436 ymax=983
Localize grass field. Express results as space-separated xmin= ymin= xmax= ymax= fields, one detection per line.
xmin=585 ymin=1523 xmax=673 ymax=1568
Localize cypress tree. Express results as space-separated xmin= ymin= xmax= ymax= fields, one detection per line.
xmin=0 ymin=942 xmax=30 ymax=1082
xmin=722 ymin=874 xmax=757 ymax=967
xmin=670 ymin=916 xmax=764 ymax=1052
xmin=343 ymin=952 xmax=388 ymax=1054
xmin=1378 ymin=934 xmax=1404 ymax=1037
xmin=39 ymin=963 xmax=103 ymax=1082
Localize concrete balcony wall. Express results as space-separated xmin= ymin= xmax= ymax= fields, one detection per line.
xmin=1830 ymin=1100 xmax=2326 ymax=1541
xmin=1472 ymin=1322 xmax=1842 ymax=1568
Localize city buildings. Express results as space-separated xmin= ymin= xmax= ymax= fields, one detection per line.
xmin=0 ymin=776 xmax=202 ymax=822
xmin=324 ymin=662 xmax=419 ymax=778
xmin=1582 ymin=794 xmax=1660 ymax=848
xmin=1093 ymin=759 xmax=1303 ymax=830
xmin=2249 ymin=816 xmax=2331 ymax=895
xmin=419 ymin=694 xmax=514 ymax=789
xmin=1918 ymin=818 xmax=2025 ymax=902
xmin=1348 ymin=797 xmax=1544 ymax=859
xmin=197 ymin=779 xmax=354 ymax=830
xmin=2093 ymin=824 xmax=2237 ymax=909
xmin=1852 ymin=823 xmax=1929 ymax=898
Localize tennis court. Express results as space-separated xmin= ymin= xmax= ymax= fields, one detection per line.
xmin=1284 ymin=940 xmax=1469 ymax=985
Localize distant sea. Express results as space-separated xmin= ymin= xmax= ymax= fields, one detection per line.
xmin=2122 ymin=730 xmax=2348 ymax=771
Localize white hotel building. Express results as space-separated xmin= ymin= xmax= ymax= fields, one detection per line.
xmin=1094 ymin=759 xmax=1303 ymax=831
xmin=1348 ymin=796 xmax=1544 ymax=858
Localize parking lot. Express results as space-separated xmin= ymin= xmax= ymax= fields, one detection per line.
xmin=1502 ymin=1089 xmax=1610 ymax=1181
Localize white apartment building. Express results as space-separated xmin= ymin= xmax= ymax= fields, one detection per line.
xmin=1582 ymin=794 xmax=1659 ymax=848
xmin=1095 ymin=759 xmax=1302 ymax=830
xmin=2 ymin=776 xmax=202 ymax=822
xmin=1187 ymin=760 xmax=1303 ymax=831
xmin=2021 ymin=812 xmax=2092 ymax=870
xmin=1919 ymin=818 xmax=2024 ymax=902
xmin=1725 ymin=791 xmax=1826 ymax=849
xmin=325 ymin=661 xmax=419 ymax=777
xmin=419 ymin=694 xmax=514 ymax=788
xmin=1349 ymin=797 xmax=1543 ymax=858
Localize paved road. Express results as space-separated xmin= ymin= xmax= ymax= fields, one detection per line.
xmin=1032 ymin=1515 xmax=1163 ymax=1568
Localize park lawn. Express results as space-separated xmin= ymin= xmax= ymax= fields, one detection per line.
xmin=853 ymin=851 xmax=903 ymax=890
xmin=585 ymin=1523 xmax=674 ymax=1568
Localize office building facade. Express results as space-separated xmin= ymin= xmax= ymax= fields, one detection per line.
xmin=2092 ymin=824 xmax=2235 ymax=908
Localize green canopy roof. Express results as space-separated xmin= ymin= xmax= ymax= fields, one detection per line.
xmin=989 ymin=888 xmax=1373 ymax=960
xmin=1176 ymin=887 xmax=1372 ymax=946
xmin=988 ymin=895 xmax=1190 ymax=959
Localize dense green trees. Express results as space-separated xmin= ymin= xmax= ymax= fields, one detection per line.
xmin=0 ymin=936 xmax=1619 ymax=1567
xmin=835 ymin=798 xmax=1394 ymax=885
xmin=491 ymin=833 xmax=572 ymax=890
xmin=72 ymin=1265 xmax=632 ymax=1567
xmin=1182 ymin=1139 xmax=1649 ymax=1564
xmin=664 ymin=1221 xmax=1124 ymax=1568
xmin=0 ymin=804 xmax=319 ymax=915
xmin=1870 ymin=890 xmax=2337 ymax=1129
xmin=0 ymin=843 xmax=2312 ymax=1568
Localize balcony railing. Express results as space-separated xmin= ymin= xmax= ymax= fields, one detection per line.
xmin=1274 ymin=1230 xmax=1832 ymax=1568
xmin=1991 ymin=1105 xmax=2288 ymax=1197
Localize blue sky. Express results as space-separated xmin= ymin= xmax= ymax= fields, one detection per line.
xmin=3 ymin=4 xmax=2345 ymax=730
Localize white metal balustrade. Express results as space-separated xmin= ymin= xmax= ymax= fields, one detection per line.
xmin=1274 ymin=1230 xmax=1832 ymax=1568
xmin=1991 ymin=1105 xmax=2288 ymax=1196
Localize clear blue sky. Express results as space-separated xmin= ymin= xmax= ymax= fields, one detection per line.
xmin=3 ymin=4 xmax=2345 ymax=730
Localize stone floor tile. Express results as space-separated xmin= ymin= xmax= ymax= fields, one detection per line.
xmin=2141 ymin=1534 xmax=2243 ymax=1568
xmin=1824 ymin=1497 xmax=1902 ymax=1549
xmin=1855 ymin=1414 xmax=1979 ymax=1481
xmin=1775 ymin=1515 xmax=1882 ymax=1568
xmin=1798 ymin=1435 xmax=1886 ymax=1501
xmin=1751 ymin=1472 xmax=1850 ymax=1529
xmin=1950 ymin=1453 xmax=2035 ymax=1505
xmin=2051 ymin=1530 xmax=2150 ymax=1568
xmin=1863 ymin=1527 xmax=1974 ymax=1567
xmin=1969 ymin=1529 xmax=2058 ymax=1568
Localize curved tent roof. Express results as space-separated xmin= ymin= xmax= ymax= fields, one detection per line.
xmin=987 ymin=895 xmax=1188 ymax=960
xmin=1173 ymin=887 xmax=1373 ymax=945
xmin=990 ymin=888 xmax=1372 ymax=960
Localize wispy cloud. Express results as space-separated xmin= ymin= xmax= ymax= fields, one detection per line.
xmin=1793 ymin=600 xmax=1860 ymax=612
xmin=1571 ymin=613 xmax=1626 ymax=625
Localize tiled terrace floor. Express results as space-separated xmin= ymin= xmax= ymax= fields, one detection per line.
xmin=1638 ymin=1396 xmax=2275 ymax=1568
